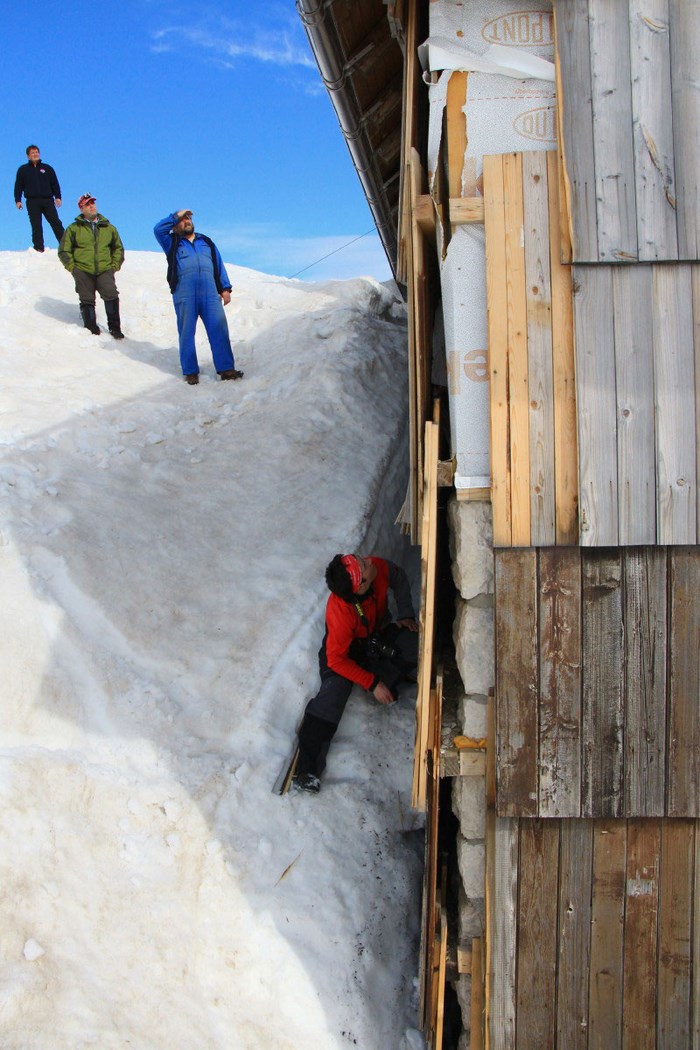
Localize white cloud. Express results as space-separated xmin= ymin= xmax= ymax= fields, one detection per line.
xmin=151 ymin=15 xmax=316 ymax=72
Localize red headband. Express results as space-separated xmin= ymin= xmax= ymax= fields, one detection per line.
xmin=341 ymin=555 xmax=362 ymax=593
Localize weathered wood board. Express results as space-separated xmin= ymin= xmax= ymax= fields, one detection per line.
xmin=496 ymin=547 xmax=700 ymax=819
xmin=487 ymin=816 xmax=700 ymax=1050
xmin=555 ymin=0 xmax=700 ymax=263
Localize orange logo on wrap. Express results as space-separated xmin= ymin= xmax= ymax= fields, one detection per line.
xmin=514 ymin=107 xmax=556 ymax=143
xmin=482 ymin=11 xmax=554 ymax=46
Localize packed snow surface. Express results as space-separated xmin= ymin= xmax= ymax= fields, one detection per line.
xmin=0 ymin=249 xmax=426 ymax=1049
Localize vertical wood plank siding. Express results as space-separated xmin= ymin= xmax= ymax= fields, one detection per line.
xmin=485 ymin=152 xmax=578 ymax=546
xmin=496 ymin=547 xmax=700 ymax=818
xmin=489 ymin=818 xmax=700 ymax=1049
xmin=588 ymin=0 xmax=638 ymax=261
xmin=555 ymin=0 xmax=700 ymax=262
xmin=573 ymin=261 xmax=700 ymax=547
xmin=484 ymin=150 xmax=700 ymax=548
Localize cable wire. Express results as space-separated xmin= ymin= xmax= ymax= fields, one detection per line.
xmin=287 ymin=228 xmax=376 ymax=279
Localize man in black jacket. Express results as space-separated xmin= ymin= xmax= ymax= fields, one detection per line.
xmin=14 ymin=145 xmax=64 ymax=252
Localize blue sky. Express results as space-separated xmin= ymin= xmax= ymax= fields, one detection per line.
xmin=2 ymin=1 xmax=393 ymax=282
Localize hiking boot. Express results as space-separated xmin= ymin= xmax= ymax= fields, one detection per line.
xmin=80 ymin=304 xmax=101 ymax=335
xmin=185 ymin=374 xmax=199 ymax=385
xmin=105 ymin=298 xmax=125 ymax=339
xmin=293 ymin=772 xmax=321 ymax=794
xmin=218 ymin=369 xmax=244 ymax=381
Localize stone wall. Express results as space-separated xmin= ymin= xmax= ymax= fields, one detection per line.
xmin=447 ymin=497 xmax=494 ymax=1047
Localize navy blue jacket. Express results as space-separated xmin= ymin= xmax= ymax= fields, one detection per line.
xmin=14 ymin=161 xmax=61 ymax=202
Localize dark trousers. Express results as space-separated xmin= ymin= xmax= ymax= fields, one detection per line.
xmin=297 ymin=624 xmax=418 ymax=776
xmin=73 ymin=269 xmax=119 ymax=306
xmin=26 ymin=198 xmax=64 ymax=251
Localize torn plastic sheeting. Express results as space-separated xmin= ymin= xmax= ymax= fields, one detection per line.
xmin=426 ymin=70 xmax=555 ymax=196
xmin=430 ymin=1 xmax=554 ymax=60
xmin=442 ymin=226 xmax=490 ymax=490
xmin=419 ymin=39 xmax=554 ymax=81
xmin=464 ymin=72 xmax=555 ymax=186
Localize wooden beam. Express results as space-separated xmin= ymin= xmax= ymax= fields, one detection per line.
xmin=449 ymin=197 xmax=485 ymax=225
xmin=456 ymin=487 xmax=491 ymax=502
xmin=470 ymin=937 xmax=484 ymax=1050
xmin=483 ymin=154 xmax=511 ymax=545
xmin=414 ymin=193 xmax=436 ymax=241
xmin=446 ymin=71 xmax=468 ymax=199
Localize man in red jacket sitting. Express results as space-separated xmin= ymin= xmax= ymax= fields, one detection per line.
xmin=294 ymin=553 xmax=418 ymax=793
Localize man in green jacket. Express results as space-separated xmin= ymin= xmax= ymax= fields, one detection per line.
xmin=58 ymin=193 xmax=125 ymax=338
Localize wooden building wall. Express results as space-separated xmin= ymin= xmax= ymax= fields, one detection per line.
xmin=495 ymin=546 xmax=700 ymax=821
xmin=556 ymin=0 xmax=700 ymax=263
xmin=486 ymin=815 xmax=700 ymax=1050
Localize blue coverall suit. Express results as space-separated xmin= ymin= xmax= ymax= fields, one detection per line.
xmin=153 ymin=214 xmax=236 ymax=377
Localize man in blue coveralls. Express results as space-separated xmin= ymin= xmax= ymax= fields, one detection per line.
xmin=154 ymin=209 xmax=243 ymax=385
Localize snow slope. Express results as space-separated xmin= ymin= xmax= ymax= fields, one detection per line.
xmin=0 ymin=249 xmax=426 ymax=1049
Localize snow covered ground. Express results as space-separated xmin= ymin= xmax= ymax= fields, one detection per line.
xmin=0 ymin=249 xmax=426 ymax=1049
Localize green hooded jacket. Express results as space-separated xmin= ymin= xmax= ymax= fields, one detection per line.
xmin=58 ymin=214 xmax=124 ymax=275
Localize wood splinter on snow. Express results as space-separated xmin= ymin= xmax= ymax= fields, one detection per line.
xmin=276 ymin=851 xmax=303 ymax=885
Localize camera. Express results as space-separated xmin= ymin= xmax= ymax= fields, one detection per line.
xmin=367 ymin=633 xmax=399 ymax=661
